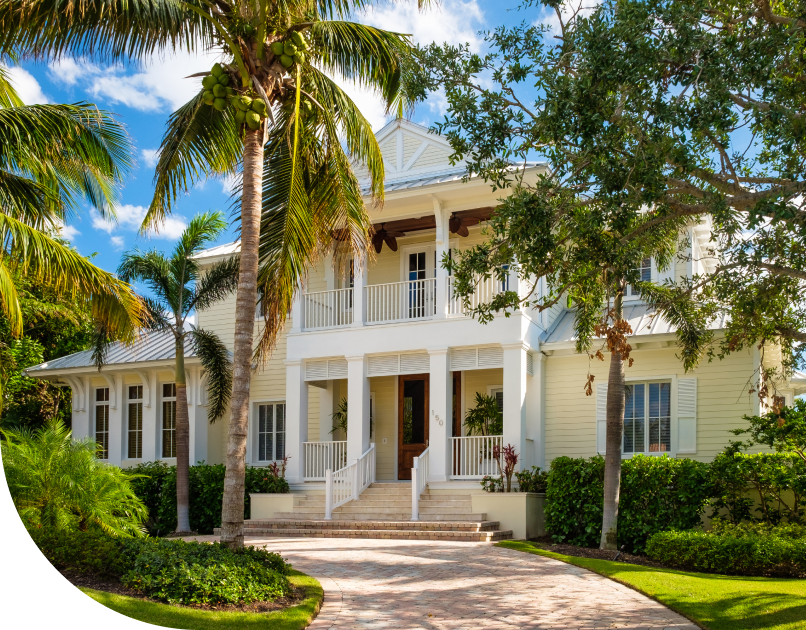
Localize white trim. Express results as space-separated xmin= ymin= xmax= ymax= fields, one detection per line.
xmin=252 ymin=399 xmax=288 ymax=464
xmin=158 ymin=381 xmax=177 ymax=460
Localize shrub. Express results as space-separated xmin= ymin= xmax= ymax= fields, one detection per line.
xmin=545 ymin=454 xmax=712 ymax=553
xmin=647 ymin=523 xmax=806 ymax=577
xmin=514 ymin=466 xmax=549 ymax=493
xmin=30 ymin=527 xmax=290 ymax=605
xmin=126 ymin=462 xmax=289 ymax=535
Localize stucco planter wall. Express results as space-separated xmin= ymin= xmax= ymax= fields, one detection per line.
xmin=471 ymin=492 xmax=545 ymax=539
xmin=249 ymin=493 xmax=300 ymax=520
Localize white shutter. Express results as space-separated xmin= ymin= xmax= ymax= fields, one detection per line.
xmin=327 ymin=359 xmax=348 ymax=379
xmin=367 ymin=354 xmax=399 ymax=376
xmin=450 ymin=348 xmax=477 ymax=370
xmin=596 ymin=383 xmax=608 ymax=454
xmin=305 ymin=361 xmax=328 ymax=380
xmin=400 ymin=352 xmax=430 ymax=374
xmin=477 ymin=346 xmax=504 ymax=367
xmin=678 ymin=378 xmax=697 ymax=453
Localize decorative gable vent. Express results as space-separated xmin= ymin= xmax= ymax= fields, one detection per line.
xmin=449 ymin=346 xmax=504 ymax=371
xmin=305 ymin=358 xmax=348 ymax=381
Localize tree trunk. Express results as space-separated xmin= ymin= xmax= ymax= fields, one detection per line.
xmin=174 ymin=334 xmax=191 ymax=533
xmin=600 ymin=289 xmax=626 ymax=551
xmin=220 ymin=129 xmax=263 ymax=549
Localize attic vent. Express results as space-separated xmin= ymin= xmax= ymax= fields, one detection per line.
xmin=477 ymin=347 xmax=504 ymax=367
xmin=327 ymin=359 xmax=348 ymax=379
xmin=400 ymin=353 xmax=429 ymax=374
xmin=366 ymin=352 xmax=430 ymax=377
xmin=304 ymin=358 xmax=348 ymax=381
xmin=526 ymin=352 xmax=534 ymax=376
xmin=449 ymin=346 xmax=504 ymax=371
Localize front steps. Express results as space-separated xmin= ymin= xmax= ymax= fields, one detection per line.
xmin=215 ymin=482 xmax=514 ymax=542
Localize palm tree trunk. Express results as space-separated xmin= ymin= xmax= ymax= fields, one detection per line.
xmin=600 ymin=288 xmax=626 ymax=551
xmin=175 ymin=335 xmax=191 ymax=533
xmin=220 ymin=129 xmax=263 ymax=549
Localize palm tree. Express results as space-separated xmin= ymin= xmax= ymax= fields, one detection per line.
xmin=2 ymin=419 xmax=148 ymax=536
xmin=0 ymin=0 xmax=426 ymax=548
xmin=0 ymin=62 xmax=145 ymax=412
xmin=114 ymin=211 xmax=235 ymax=534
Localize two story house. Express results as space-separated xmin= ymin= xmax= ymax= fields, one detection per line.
xmin=25 ymin=120 xmax=806 ymax=528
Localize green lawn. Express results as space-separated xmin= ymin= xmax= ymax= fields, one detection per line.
xmin=80 ymin=570 xmax=323 ymax=630
xmin=497 ymin=541 xmax=806 ymax=630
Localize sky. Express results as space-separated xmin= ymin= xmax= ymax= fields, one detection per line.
xmin=7 ymin=0 xmax=559 ymax=278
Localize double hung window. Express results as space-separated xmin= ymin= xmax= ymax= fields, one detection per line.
xmin=623 ymin=382 xmax=671 ymax=453
xmin=95 ymin=388 xmax=110 ymax=459
xmin=162 ymin=383 xmax=177 ymax=458
xmin=627 ymin=257 xmax=652 ymax=297
xmin=127 ymin=385 xmax=143 ymax=459
xmin=257 ymin=403 xmax=286 ymax=462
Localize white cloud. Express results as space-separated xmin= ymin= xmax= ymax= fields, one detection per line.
xmin=2 ymin=65 xmax=49 ymax=104
xmin=221 ymin=173 xmax=240 ymax=196
xmin=156 ymin=216 xmax=189 ymax=240
xmin=111 ymin=235 xmax=125 ymax=249
xmin=534 ymin=0 xmax=601 ymax=33
xmin=54 ymin=222 xmax=80 ymax=241
xmin=141 ymin=149 xmax=160 ymax=168
xmin=92 ymin=204 xmax=187 ymax=240
xmin=47 ymin=58 xmax=101 ymax=87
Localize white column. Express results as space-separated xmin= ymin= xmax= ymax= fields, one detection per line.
xmin=106 ymin=374 xmax=123 ymax=466
xmin=290 ymin=282 xmax=304 ymax=333
xmin=346 ymin=355 xmax=370 ymax=461
xmin=351 ymin=254 xmax=367 ymax=327
xmin=187 ymin=367 xmax=208 ymax=466
xmin=428 ymin=347 xmax=451 ymax=482
xmin=433 ymin=197 xmax=451 ymax=319
xmin=284 ymin=359 xmax=308 ymax=484
xmin=502 ymin=343 xmax=528 ymax=471
xmin=319 ymin=381 xmax=335 ymax=442
xmin=527 ymin=352 xmax=546 ymax=470
xmin=141 ymin=370 xmax=158 ymax=462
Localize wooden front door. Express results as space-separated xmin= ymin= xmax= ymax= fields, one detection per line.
xmin=398 ymin=373 xmax=430 ymax=480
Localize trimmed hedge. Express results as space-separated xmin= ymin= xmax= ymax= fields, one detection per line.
xmin=30 ymin=527 xmax=290 ymax=605
xmin=545 ymin=454 xmax=711 ymax=553
xmin=126 ymin=462 xmax=289 ymax=535
xmin=646 ymin=521 xmax=806 ymax=577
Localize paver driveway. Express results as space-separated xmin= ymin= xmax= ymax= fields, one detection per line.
xmin=240 ymin=536 xmax=697 ymax=630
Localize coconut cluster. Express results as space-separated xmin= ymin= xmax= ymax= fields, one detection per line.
xmin=270 ymin=30 xmax=309 ymax=68
xmin=201 ymin=63 xmax=236 ymax=111
xmin=234 ymin=95 xmax=268 ymax=130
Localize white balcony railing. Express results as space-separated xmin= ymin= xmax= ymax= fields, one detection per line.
xmin=304 ymin=288 xmax=353 ymax=330
xmin=447 ymin=275 xmax=510 ymax=317
xmin=450 ymin=435 xmax=503 ymax=479
xmin=366 ymin=278 xmax=437 ymax=324
xmin=303 ymin=441 xmax=347 ymax=481
xmin=411 ymin=446 xmax=430 ymax=521
xmin=324 ymin=443 xmax=376 ymax=520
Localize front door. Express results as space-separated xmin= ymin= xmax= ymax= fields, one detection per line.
xmin=398 ymin=373 xmax=429 ymax=480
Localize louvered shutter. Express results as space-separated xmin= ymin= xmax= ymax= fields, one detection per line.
xmin=677 ymin=378 xmax=697 ymax=453
xmin=596 ymin=383 xmax=608 ymax=453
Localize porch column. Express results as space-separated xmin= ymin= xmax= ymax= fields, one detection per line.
xmin=290 ymin=282 xmax=304 ymax=333
xmin=428 ymin=347 xmax=452 ymax=482
xmin=284 ymin=359 xmax=308 ymax=484
xmin=502 ymin=342 xmax=528 ymax=471
xmin=351 ymin=254 xmax=367 ymax=327
xmin=346 ymin=355 xmax=370 ymax=461
xmin=433 ymin=197 xmax=451 ymax=319
xmin=106 ymin=374 xmax=123 ymax=466
xmin=319 ymin=381 xmax=335 ymax=442
xmin=187 ymin=367 xmax=208 ymax=466
xmin=140 ymin=370 xmax=158 ymax=462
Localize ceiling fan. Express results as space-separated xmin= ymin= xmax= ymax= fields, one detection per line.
xmin=371 ymin=223 xmax=405 ymax=253
xmin=449 ymin=213 xmax=481 ymax=237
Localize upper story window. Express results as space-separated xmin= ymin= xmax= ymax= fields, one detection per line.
xmin=627 ymin=257 xmax=652 ymax=297
xmin=95 ymin=388 xmax=109 ymax=460
xmin=162 ymin=383 xmax=177 ymax=458
xmin=257 ymin=403 xmax=286 ymax=462
xmin=127 ymin=385 xmax=143 ymax=459
xmin=623 ymin=381 xmax=671 ymax=454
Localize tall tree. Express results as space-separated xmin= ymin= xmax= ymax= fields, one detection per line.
xmin=114 ymin=211 xmax=235 ymax=534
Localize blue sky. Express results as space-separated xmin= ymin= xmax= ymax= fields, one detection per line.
xmin=7 ymin=0 xmax=556 ymax=277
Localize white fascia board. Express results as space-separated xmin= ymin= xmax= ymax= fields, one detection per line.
xmin=24 ymin=357 xmax=202 ymax=380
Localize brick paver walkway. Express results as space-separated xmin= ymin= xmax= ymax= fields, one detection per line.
xmin=240 ymin=536 xmax=697 ymax=630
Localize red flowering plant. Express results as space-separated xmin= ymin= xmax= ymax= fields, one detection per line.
xmin=492 ymin=443 xmax=519 ymax=492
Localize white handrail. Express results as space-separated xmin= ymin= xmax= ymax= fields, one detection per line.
xmin=450 ymin=435 xmax=503 ymax=479
xmin=411 ymin=446 xmax=430 ymax=521
xmin=447 ymin=275 xmax=510 ymax=316
xmin=365 ymin=278 xmax=437 ymax=324
xmin=324 ymin=443 xmax=376 ymax=520
xmin=303 ymin=441 xmax=347 ymax=480
xmin=303 ymin=288 xmax=353 ymax=330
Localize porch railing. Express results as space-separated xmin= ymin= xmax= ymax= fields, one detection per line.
xmin=303 ymin=288 xmax=353 ymax=330
xmin=303 ymin=441 xmax=347 ymax=481
xmin=324 ymin=443 xmax=376 ymax=520
xmin=365 ymin=278 xmax=437 ymax=324
xmin=450 ymin=435 xmax=503 ymax=479
xmin=411 ymin=446 xmax=430 ymax=521
xmin=447 ymin=275 xmax=510 ymax=317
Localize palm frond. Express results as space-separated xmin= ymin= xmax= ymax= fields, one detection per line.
xmin=189 ymin=326 xmax=231 ymax=421
xmin=0 ymin=257 xmax=22 ymax=335
xmin=0 ymin=64 xmax=24 ymax=108
xmin=117 ymin=249 xmax=174 ymax=307
xmin=188 ymin=255 xmax=239 ymax=312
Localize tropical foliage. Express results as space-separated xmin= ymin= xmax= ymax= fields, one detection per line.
xmin=2 ymin=420 xmax=148 ymax=535
xmin=463 ymin=392 xmax=503 ymax=436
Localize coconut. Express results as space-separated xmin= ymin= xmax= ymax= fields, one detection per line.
xmin=235 ymin=95 xmax=253 ymax=111
xmin=303 ymin=99 xmax=312 ymax=112
xmin=291 ymin=31 xmax=305 ymax=47
xmin=213 ymin=83 xmax=227 ymax=98
xmin=213 ymin=97 xmax=227 ymax=111
xmin=202 ymin=75 xmax=218 ymax=90
xmin=283 ymin=42 xmax=297 ymax=56
xmin=270 ymin=41 xmax=285 ymax=56
xmin=294 ymin=52 xmax=305 ymax=65
xmin=202 ymin=90 xmax=215 ymax=105
xmin=235 ymin=110 xmax=246 ymax=125
xmin=211 ymin=63 xmax=223 ymax=77
xmin=217 ymin=73 xmax=230 ymax=86
xmin=280 ymin=54 xmax=294 ymax=68
xmin=251 ymin=98 xmax=267 ymax=114
xmin=225 ymin=87 xmax=235 ymax=96
xmin=246 ymin=110 xmax=261 ymax=130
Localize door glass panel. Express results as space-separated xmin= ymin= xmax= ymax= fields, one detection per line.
xmin=402 ymin=379 xmax=426 ymax=445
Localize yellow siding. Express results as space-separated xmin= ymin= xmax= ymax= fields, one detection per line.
xmin=370 ymin=376 xmax=397 ymax=480
xmin=380 ymin=137 xmax=397 ymax=168
xmin=543 ymin=347 xmax=758 ymax=463
xmin=463 ymin=368 xmax=504 ymax=423
xmin=413 ymin=144 xmax=452 ymax=170
xmin=403 ymin=135 xmax=422 ymax=164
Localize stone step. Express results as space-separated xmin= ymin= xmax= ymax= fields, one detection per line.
xmin=214 ymin=526 xmax=513 ymax=542
xmin=271 ymin=511 xmax=489 ymax=521
xmin=244 ymin=519 xmax=502 ymax=532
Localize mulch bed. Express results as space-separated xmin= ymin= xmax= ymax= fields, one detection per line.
xmin=526 ymin=537 xmax=669 ymax=569
xmin=61 ymin=570 xmax=306 ymax=613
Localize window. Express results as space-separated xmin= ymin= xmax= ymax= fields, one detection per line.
xmin=95 ymin=388 xmax=109 ymax=459
xmin=257 ymin=403 xmax=286 ymax=462
xmin=127 ymin=385 xmax=143 ymax=459
xmin=489 ymin=387 xmax=504 ymax=412
xmin=162 ymin=383 xmax=177 ymax=458
xmin=627 ymin=257 xmax=652 ymax=297
xmin=623 ymin=381 xmax=671 ymax=454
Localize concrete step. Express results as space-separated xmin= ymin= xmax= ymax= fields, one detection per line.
xmin=244 ymin=519 xmax=502 ymax=532
xmin=215 ymin=525 xmax=513 ymax=542
xmin=271 ymin=511 xmax=489 ymax=521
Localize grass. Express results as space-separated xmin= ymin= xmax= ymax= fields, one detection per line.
xmin=497 ymin=540 xmax=806 ymax=630
xmin=80 ymin=569 xmax=323 ymax=630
